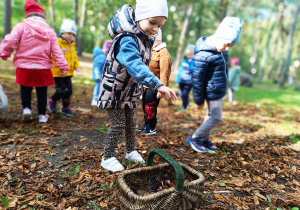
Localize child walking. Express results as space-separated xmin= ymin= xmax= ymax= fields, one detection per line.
xmin=137 ymin=29 xmax=172 ymax=136
xmin=228 ymin=57 xmax=241 ymax=103
xmin=48 ymin=19 xmax=81 ymax=115
xmin=99 ymin=0 xmax=177 ymax=172
xmin=0 ymin=0 xmax=69 ymax=122
xmin=176 ymin=45 xmax=195 ymax=110
xmin=186 ymin=17 xmax=242 ymax=153
xmin=91 ymin=40 xmax=111 ymax=106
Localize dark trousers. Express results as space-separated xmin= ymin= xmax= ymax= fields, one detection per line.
xmin=51 ymin=76 xmax=73 ymax=108
xmin=142 ymin=88 xmax=160 ymax=129
xmin=179 ymin=83 xmax=192 ymax=109
xmin=20 ymin=85 xmax=47 ymax=115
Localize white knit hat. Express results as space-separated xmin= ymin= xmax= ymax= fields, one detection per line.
xmin=135 ymin=0 xmax=168 ymax=22
xmin=60 ymin=19 xmax=77 ymax=36
xmin=156 ymin=28 xmax=162 ymax=41
xmin=215 ymin=17 xmax=242 ymax=45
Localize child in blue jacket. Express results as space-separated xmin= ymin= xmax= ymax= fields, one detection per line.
xmin=176 ymin=45 xmax=195 ymax=110
xmin=91 ymin=42 xmax=110 ymax=106
xmin=186 ymin=17 xmax=242 ymax=153
xmin=98 ymin=0 xmax=177 ymax=172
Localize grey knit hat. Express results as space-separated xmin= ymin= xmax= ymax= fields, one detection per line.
xmin=60 ymin=19 xmax=77 ymax=36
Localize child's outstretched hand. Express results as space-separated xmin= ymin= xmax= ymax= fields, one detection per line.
xmin=61 ymin=48 xmax=67 ymax=55
xmin=156 ymin=85 xmax=177 ymax=100
xmin=75 ymin=68 xmax=82 ymax=73
xmin=61 ymin=71 xmax=66 ymax=77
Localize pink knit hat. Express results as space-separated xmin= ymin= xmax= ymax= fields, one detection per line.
xmin=230 ymin=57 xmax=239 ymax=66
xmin=103 ymin=40 xmax=112 ymax=52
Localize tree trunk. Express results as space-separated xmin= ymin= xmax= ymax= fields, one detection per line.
xmin=218 ymin=0 xmax=229 ymax=23
xmin=74 ymin=0 xmax=79 ymax=45
xmin=77 ymin=0 xmax=87 ymax=56
xmin=4 ymin=0 xmax=11 ymax=37
xmin=48 ymin=0 xmax=56 ymax=30
xmin=257 ymin=17 xmax=276 ymax=84
xmin=265 ymin=30 xmax=280 ymax=80
xmin=172 ymin=4 xmax=193 ymax=74
xmin=278 ymin=3 xmax=300 ymax=87
xmin=249 ymin=12 xmax=259 ymax=75
xmin=273 ymin=37 xmax=285 ymax=83
xmin=266 ymin=2 xmax=285 ymax=80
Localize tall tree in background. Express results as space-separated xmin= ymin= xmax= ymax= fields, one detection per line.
xmin=218 ymin=0 xmax=228 ymax=23
xmin=266 ymin=2 xmax=285 ymax=80
xmin=77 ymin=0 xmax=87 ymax=56
xmin=172 ymin=4 xmax=193 ymax=73
xmin=74 ymin=0 xmax=79 ymax=46
xmin=4 ymin=0 xmax=11 ymax=37
xmin=249 ymin=12 xmax=259 ymax=75
xmin=278 ymin=2 xmax=300 ymax=87
xmin=257 ymin=16 xmax=276 ymax=84
xmin=48 ymin=0 xmax=56 ymax=30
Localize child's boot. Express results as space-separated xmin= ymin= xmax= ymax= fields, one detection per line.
xmin=62 ymin=106 xmax=76 ymax=115
xmin=22 ymin=107 xmax=32 ymax=122
xmin=137 ymin=124 xmax=146 ymax=131
xmin=185 ymin=135 xmax=206 ymax=153
xmin=125 ymin=151 xmax=145 ymax=163
xmin=48 ymin=98 xmax=57 ymax=113
xmin=91 ymin=99 xmax=98 ymax=106
xmin=204 ymin=139 xmax=217 ymax=153
xmin=141 ymin=125 xmax=156 ymax=136
xmin=101 ymin=157 xmax=125 ymax=173
xmin=39 ymin=114 xmax=49 ymax=123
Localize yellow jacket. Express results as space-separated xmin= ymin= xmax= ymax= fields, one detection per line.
xmin=51 ymin=36 xmax=80 ymax=77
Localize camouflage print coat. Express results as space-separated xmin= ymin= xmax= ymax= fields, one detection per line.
xmin=98 ymin=5 xmax=163 ymax=109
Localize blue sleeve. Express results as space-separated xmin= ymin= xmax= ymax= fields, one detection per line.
xmin=175 ymin=63 xmax=183 ymax=83
xmin=192 ymin=53 xmax=208 ymax=105
xmin=116 ymin=36 xmax=163 ymax=91
xmin=94 ymin=55 xmax=106 ymax=79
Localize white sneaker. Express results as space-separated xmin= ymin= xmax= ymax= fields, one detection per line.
xmin=39 ymin=114 xmax=49 ymax=123
xmin=101 ymin=157 xmax=125 ymax=173
xmin=91 ymin=99 xmax=98 ymax=106
xmin=125 ymin=151 xmax=145 ymax=164
xmin=22 ymin=107 xmax=32 ymax=122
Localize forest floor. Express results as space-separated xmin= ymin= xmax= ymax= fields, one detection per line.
xmin=0 ymin=56 xmax=300 ymax=210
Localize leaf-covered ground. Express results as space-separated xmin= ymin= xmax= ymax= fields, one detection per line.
xmin=0 ymin=58 xmax=300 ymax=210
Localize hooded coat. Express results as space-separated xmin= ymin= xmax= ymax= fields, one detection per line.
xmin=193 ymin=37 xmax=228 ymax=105
xmin=51 ymin=35 xmax=81 ymax=77
xmin=0 ymin=17 xmax=69 ymax=72
xmin=92 ymin=47 xmax=106 ymax=81
xmin=98 ymin=5 xmax=163 ymax=109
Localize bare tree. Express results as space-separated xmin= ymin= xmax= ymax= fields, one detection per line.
xmin=218 ymin=0 xmax=229 ymax=23
xmin=48 ymin=0 xmax=56 ymax=30
xmin=172 ymin=4 xmax=193 ymax=75
xmin=266 ymin=2 xmax=285 ymax=80
xmin=278 ymin=3 xmax=300 ymax=87
xmin=77 ymin=0 xmax=87 ymax=56
xmin=257 ymin=16 xmax=276 ymax=84
xmin=74 ymin=0 xmax=79 ymax=45
xmin=4 ymin=0 xmax=11 ymax=37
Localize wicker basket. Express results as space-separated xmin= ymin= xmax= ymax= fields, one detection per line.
xmin=116 ymin=149 xmax=205 ymax=210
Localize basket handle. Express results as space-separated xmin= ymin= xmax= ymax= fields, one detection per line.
xmin=146 ymin=149 xmax=185 ymax=192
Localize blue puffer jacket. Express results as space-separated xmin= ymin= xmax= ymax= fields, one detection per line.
xmin=193 ymin=37 xmax=228 ymax=105
xmin=92 ymin=47 xmax=106 ymax=81
xmin=176 ymin=58 xmax=194 ymax=85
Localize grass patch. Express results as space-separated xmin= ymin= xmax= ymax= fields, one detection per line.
xmin=235 ymin=86 xmax=300 ymax=110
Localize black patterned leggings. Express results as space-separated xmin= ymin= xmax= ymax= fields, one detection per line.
xmin=103 ymin=108 xmax=136 ymax=160
xmin=51 ymin=76 xmax=73 ymax=108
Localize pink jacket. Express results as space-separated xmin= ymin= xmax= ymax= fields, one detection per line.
xmin=0 ymin=17 xmax=69 ymax=72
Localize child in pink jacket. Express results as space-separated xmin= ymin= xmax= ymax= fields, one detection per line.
xmin=0 ymin=0 xmax=69 ymax=123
